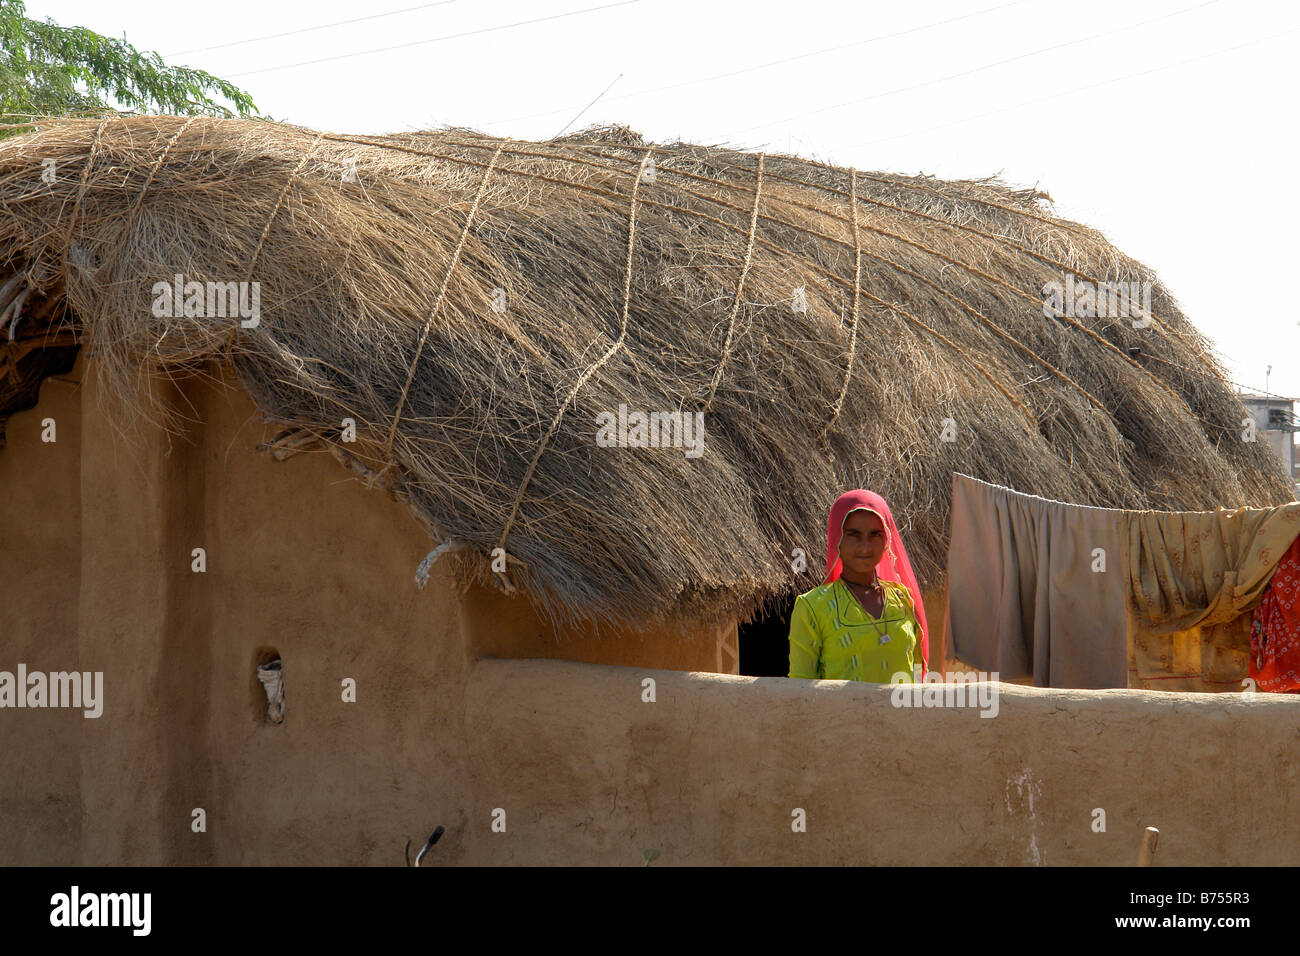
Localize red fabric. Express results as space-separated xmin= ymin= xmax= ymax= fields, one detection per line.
xmin=823 ymin=489 xmax=929 ymax=676
xmin=1250 ymin=533 xmax=1300 ymax=693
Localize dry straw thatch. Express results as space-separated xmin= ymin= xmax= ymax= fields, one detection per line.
xmin=0 ymin=116 xmax=1293 ymax=635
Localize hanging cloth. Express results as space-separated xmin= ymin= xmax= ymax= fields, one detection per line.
xmin=945 ymin=472 xmax=1300 ymax=691
xmin=1125 ymin=501 xmax=1300 ymax=691
xmin=1250 ymin=532 xmax=1300 ymax=693
xmin=946 ymin=472 xmax=1128 ymax=688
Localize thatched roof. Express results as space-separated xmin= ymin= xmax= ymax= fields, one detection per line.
xmin=0 ymin=116 xmax=1293 ymax=634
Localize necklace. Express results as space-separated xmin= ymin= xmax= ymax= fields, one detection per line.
xmin=842 ymin=574 xmax=882 ymax=606
xmin=840 ymin=575 xmax=889 ymax=640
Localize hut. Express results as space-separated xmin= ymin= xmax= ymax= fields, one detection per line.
xmin=1 ymin=116 xmax=1297 ymax=866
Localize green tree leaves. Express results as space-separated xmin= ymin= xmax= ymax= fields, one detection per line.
xmin=0 ymin=0 xmax=258 ymax=130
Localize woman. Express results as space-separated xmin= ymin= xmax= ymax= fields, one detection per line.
xmin=788 ymin=489 xmax=930 ymax=682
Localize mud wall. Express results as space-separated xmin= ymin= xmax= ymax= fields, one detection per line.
xmin=0 ymin=359 xmax=733 ymax=865
xmin=463 ymin=659 xmax=1300 ymax=865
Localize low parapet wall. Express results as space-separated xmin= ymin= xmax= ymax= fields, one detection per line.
xmin=461 ymin=659 xmax=1300 ymax=865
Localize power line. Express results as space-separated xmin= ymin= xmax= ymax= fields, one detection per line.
xmin=712 ymin=0 xmax=1222 ymax=143
xmin=475 ymin=0 xmax=1030 ymax=129
xmin=166 ymin=0 xmax=457 ymax=58
xmin=226 ymin=0 xmax=642 ymax=79
xmin=831 ymin=21 xmax=1300 ymax=151
xmin=1232 ymin=377 xmax=1299 ymax=400
xmin=555 ymin=73 xmax=623 ymax=138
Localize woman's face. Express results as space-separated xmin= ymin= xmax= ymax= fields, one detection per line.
xmin=838 ymin=509 xmax=887 ymax=577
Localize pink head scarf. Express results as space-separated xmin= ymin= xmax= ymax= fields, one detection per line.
xmin=824 ymin=489 xmax=929 ymax=675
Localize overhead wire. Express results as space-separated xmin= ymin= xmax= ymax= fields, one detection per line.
xmin=225 ymin=0 xmax=642 ymax=78
xmin=833 ymin=20 xmax=1300 ymax=150
xmin=712 ymin=0 xmax=1223 ymax=142
xmin=475 ymin=0 xmax=1031 ymax=129
xmin=166 ymin=0 xmax=458 ymax=58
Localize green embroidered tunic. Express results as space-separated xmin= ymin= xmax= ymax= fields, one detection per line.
xmin=788 ymin=578 xmax=921 ymax=682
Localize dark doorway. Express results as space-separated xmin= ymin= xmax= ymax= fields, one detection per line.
xmin=738 ymin=592 xmax=797 ymax=677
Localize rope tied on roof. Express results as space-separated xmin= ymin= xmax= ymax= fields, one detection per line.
xmin=703 ymin=151 xmax=763 ymax=413
xmin=491 ymin=144 xmax=655 ymax=595
xmin=225 ymin=130 xmax=325 ymax=353
xmin=821 ymin=166 xmax=861 ymax=443
xmin=385 ymin=140 xmax=506 ymax=461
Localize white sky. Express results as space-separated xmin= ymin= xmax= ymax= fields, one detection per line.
xmin=26 ymin=0 xmax=1300 ymax=401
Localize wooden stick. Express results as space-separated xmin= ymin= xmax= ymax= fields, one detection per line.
xmin=1137 ymin=826 xmax=1159 ymax=866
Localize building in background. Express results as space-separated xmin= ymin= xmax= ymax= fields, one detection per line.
xmin=1239 ymin=391 xmax=1298 ymax=493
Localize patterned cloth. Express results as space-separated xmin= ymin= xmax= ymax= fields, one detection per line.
xmin=1126 ymin=500 xmax=1300 ymax=692
xmin=1250 ymin=533 xmax=1300 ymax=693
